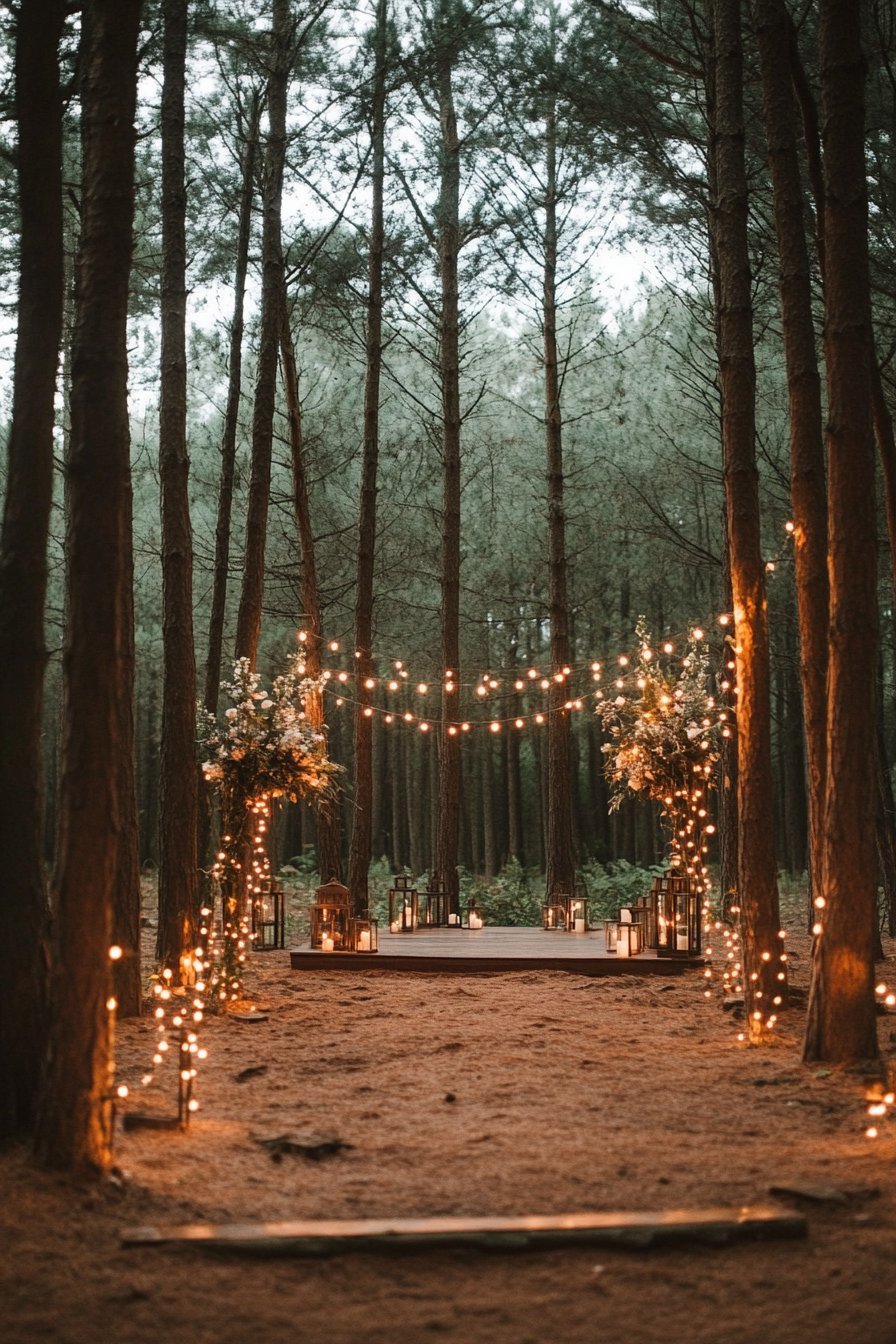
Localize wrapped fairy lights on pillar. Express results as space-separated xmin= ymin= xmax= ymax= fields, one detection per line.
xmin=596 ymin=619 xmax=723 ymax=953
xmin=198 ymin=653 xmax=339 ymax=1002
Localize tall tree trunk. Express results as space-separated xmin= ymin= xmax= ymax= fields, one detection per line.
xmin=0 ymin=0 xmax=66 ymax=1137
xmin=280 ymin=318 xmax=342 ymax=880
xmin=114 ymin=450 xmax=142 ymax=1016
xmin=804 ymin=0 xmax=879 ymax=1063
xmin=754 ymin=0 xmax=828 ymax=907
xmin=234 ymin=0 xmax=288 ymax=666
xmin=712 ymin=0 xmax=783 ymax=1036
xmin=34 ymin=0 xmax=142 ymax=1172
xmin=434 ymin=25 xmax=462 ymax=912
xmin=482 ymin=733 xmax=496 ymax=880
xmin=348 ymin=0 xmax=387 ymax=915
xmin=203 ymin=87 xmax=262 ymax=712
xmin=156 ymin=0 xmax=197 ymax=978
xmin=543 ymin=100 xmax=576 ymax=899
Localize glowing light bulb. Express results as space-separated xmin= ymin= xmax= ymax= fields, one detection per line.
xmin=109 ymin=945 xmax=122 ymax=961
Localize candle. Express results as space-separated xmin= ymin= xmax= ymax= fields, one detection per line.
xmin=617 ymin=925 xmax=631 ymax=958
xmin=619 ymin=908 xmax=632 ymax=923
xmin=448 ymin=912 xmax=458 ymax=925
xmin=574 ymin=917 xmax=586 ymax=934
xmin=676 ymin=930 xmax=689 ymax=951
xmin=322 ymin=936 xmax=334 ymax=953
xmin=390 ymin=920 xmax=399 ymax=934
xmin=359 ymin=930 xmax=371 ymax=952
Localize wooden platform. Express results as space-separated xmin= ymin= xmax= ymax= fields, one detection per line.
xmin=289 ymin=926 xmax=699 ymax=977
xmin=121 ymin=1205 xmax=806 ymax=1255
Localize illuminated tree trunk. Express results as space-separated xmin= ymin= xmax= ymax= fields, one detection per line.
xmin=156 ymin=0 xmax=197 ymax=978
xmin=712 ymin=0 xmax=782 ymax=1035
xmin=280 ymin=319 xmax=343 ymax=881
xmin=543 ymin=100 xmax=576 ymax=899
xmin=348 ymin=0 xmax=387 ymax=916
xmin=435 ymin=26 xmax=462 ymax=911
xmin=804 ymin=0 xmax=879 ymax=1063
xmin=35 ymin=0 xmax=142 ymax=1172
xmin=0 ymin=0 xmax=66 ymax=1136
xmin=754 ymin=0 xmax=827 ymax=911
xmin=234 ymin=0 xmax=288 ymax=666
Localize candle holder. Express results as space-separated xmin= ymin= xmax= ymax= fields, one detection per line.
xmin=310 ymin=877 xmax=351 ymax=950
xmin=652 ymin=872 xmax=701 ymax=957
xmin=604 ymin=918 xmax=618 ymax=953
xmin=349 ymin=916 xmax=378 ymax=953
xmin=627 ymin=896 xmax=656 ymax=949
xmin=543 ymin=885 xmax=572 ymax=931
xmin=388 ymin=876 xmax=418 ymax=932
xmin=251 ymin=878 xmax=286 ymax=951
xmin=465 ymin=895 xmax=484 ymax=929
xmin=569 ymin=893 xmax=589 ymax=933
xmin=423 ymin=875 xmax=450 ymax=927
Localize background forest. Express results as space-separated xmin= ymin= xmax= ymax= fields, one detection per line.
xmin=6 ymin=0 xmax=896 ymax=893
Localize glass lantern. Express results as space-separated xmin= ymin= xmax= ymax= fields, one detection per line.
xmin=604 ymin=919 xmax=618 ymax=952
xmin=569 ymin=894 xmax=589 ymax=933
xmin=349 ymin=916 xmax=378 ymax=953
xmin=652 ymin=873 xmax=701 ymax=958
xmin=465 ymin=894 xmax=484 ymax=929
xmin=423 ymin=876 xmax=450 ymax=927
xmin=310 ymin=877 xmax=351 ymax=950
xmin=251 ymin=878 xmax=285 ymax=951
xmin=615 ymin=921 xmax=643 ymax=958
xmin=388 ymin=876 xmax=418 ymax=932
xmin=543 ymin=886 xmax=572 ymax=931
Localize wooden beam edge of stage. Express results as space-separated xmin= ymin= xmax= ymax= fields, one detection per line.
xmin=121 ymin=1205 xmax=806 ymax=1255
xmin=288 ymin=947 xmax=694 ymax=976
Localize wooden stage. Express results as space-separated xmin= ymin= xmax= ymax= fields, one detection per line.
xmin=289 ymin=926 xmax=699 ymax=977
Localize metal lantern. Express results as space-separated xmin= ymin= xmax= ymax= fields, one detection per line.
xmin=569 ymin=894 xmax=589 ymax=933
xmin=652 ymin=872 xmax=701 ymax=958
xmin=251 ymin=878 xmax=286 ymax=951
xmin=423 ymin=875 xmax=450 ymax=927
xmin=604 ymin=919 xmax=618 ymax=952
xmin=627 ymin=896 xmax=656 ymax=950
xmin=465 ymin=894 xmax=484 ymax=929
xmin=310 ymin=877 xmax=351 ymax=950
xmin=543 ymin=887 xmax=571 ymax=931
xmin=349 ymin=916 xmax=378 ymax=953
xmin=615 ymin=921 xmax=643 ymax=958
xmin=388 ymin=875 xmax=418 ymax=932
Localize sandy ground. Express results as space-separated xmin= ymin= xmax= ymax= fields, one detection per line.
xmin=2 ymin=919 xmax=895 ymax=1344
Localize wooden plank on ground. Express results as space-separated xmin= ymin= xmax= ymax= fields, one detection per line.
xmin=121 ymin=1205 xmax=805 ymax=1255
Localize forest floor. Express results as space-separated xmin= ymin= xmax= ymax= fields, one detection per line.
xmin=2 ymin=908 xmax=896 ymax=1344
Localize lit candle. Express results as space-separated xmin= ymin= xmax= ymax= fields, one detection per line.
xmin=390 ymin=920 xmax=399 ymax=934
xmin=322 ymin=936 xmax=334 ymax=953
xmin=574 ymin=917 xmax=586 ymax=934
xmin=359 ymin=930 xmax=371 ymax=952
xmin=617 ymin=925 xmax=631 ymax=958
xmin=448 ymin=912 xmax=459 ymax=925
xmin=677 ymin=931 xmax=689 ymax=951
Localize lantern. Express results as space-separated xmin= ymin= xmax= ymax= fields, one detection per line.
xmin=627 ymin=896 xmax=656 ymax=949
xmin=388 ymin=875 xmax=418 ymax=932
xmin=569 ymin=893 xmax=589 ymax=933
xmin=423 ymin=876 xmax=450 ymax=927
xmin=349 ymin=917 xmax=378 ymax=953
xmin=251 ymin=878 xmax=286 ymax=951
xmin=543 ymin=887 xmax=571 ymax=931
xmin=651 ymin=872 xmax=701 ymax=957
xmin=466 ymin=894 xmax=484 ymax=929
xmin=615 ymin=921 xmax=642 ymax=958
xmin=310 ymin=877 xmax=351 ymax=950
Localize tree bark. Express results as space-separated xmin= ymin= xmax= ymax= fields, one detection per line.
xmin=0 ymin=0 xmax=67 ymax=1137
xmin=114 ymin=447 xmax=142 ymax=1016
xmin=280 ymin=318 xmax=343 ymax=880
xmin=34 ymin=0 xmax=142 ymax=1172
xmin=543 ymin=101 xmax=576 ymax=899
xmin=203 ymin=88 xmax=262 ymax=713
xmin=348 ymin=0 xmax=387 ymax=916
xmin=712 ymin=0 xmax=782 ymax=1035
xmin=804 ymin=0 xmax=880 ymax=1063
xmin=435 ymin=26 xmax=462 ymax=912
xmin=156 ymin=0 xmax=197 ymax=978
xmin=234 ymin=0 xmax=288 ymax=666
xmin=754 ymin=0 xmax=828 ymax=908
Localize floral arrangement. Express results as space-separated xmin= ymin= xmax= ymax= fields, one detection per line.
xmin=199 ymin=655 xmax=338 ymax=814
xmin=595 ymin=618 xmax=727 ymax=888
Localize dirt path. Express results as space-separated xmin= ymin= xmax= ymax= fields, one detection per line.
xmin=2 ymin=925 xmax=895 ymax=1344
